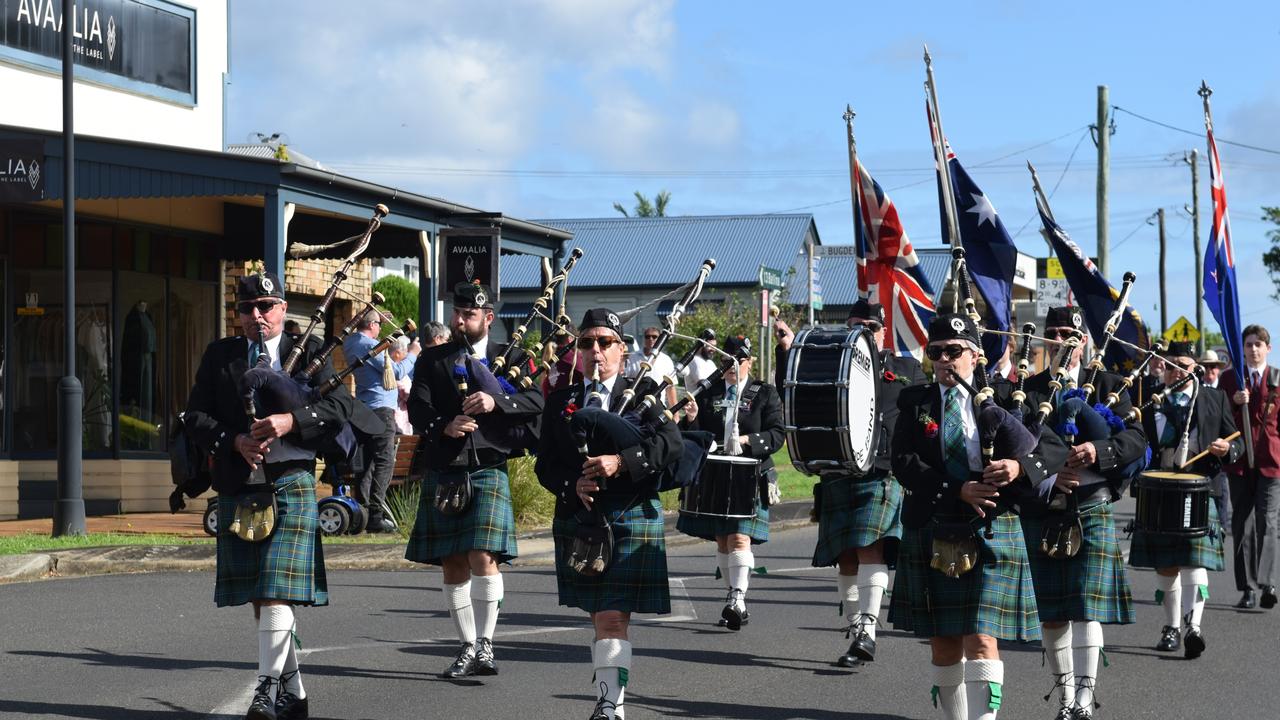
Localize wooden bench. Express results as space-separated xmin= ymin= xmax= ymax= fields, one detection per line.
xmin=390 ymin=434 xmax=422 ymax=487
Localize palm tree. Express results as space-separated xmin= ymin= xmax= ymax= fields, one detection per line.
xmin=613 ymin=190 xmax=672 ymax=217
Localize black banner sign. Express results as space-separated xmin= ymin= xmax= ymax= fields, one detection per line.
xmin=440 ymin=227 xmax=501 ymax=302
xmin=1 ymin=0 xmax=193 ymax=95
xmin=0 ymin=139 xmax=44 ymax=201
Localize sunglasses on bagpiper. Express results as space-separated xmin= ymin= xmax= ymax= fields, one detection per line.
xmin=576 ymin=336 xmax=623 ymax=350
xmin=237 ymin=299 xmax=284 ymax=315
xmin=925 ymin=344 xmax=970 ymax=361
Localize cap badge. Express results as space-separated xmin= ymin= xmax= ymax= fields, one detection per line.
xmin=1072 ymin=313 xmax=1082 ymax=329
xmin=950 ymin=317 xmax=966 ymax=332
xmin=607 ymin=312 xmax=620 ymax=327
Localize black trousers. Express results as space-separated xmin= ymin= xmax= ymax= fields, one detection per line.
xmin=355 ymin=406 xmax=397 ymax=522
xmin=1230 ymin=472 xmax=1280 ymax=591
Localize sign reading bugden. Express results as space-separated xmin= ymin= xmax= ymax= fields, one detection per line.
xmin=439 ymin=227 xmax=501 ymax=302
xmin=0 ymin=140 xmax=45 ymax=202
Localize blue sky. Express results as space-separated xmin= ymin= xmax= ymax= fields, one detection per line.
xmin=226 ymin=0 xmax=1280 ymax=335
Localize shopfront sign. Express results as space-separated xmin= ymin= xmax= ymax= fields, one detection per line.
xmin=0 ymin=139 xmax=44 ymax=201
xmin=439 ymin=227 xmax=501 ymax=302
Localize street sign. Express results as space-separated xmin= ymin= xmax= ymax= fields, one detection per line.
xmin=1035 ymin=277 xmax=1070 ymax=317
xmin=813 ymin=245 xmax=858 ymax=257
xmin=812 ymin=296 xmax=824 ymax=311
xmin=1163 ymin=315 xmax=1201 ymax=343
xmin=758 ymin=265 xmax=784 ymax=290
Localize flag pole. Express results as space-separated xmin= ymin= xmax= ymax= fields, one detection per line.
xmin=924 ymin=46 xmax=964 ymax=314
xmin=844 ymin=104 xmax=868 ymax=302
xmin=1200 ymin=80 xmax=1253 ymax=467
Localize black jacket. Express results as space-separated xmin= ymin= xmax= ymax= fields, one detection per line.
xmin=873 ymin=352 xmax=928 ymax=472
xmin=184 ymin=333 xmax=354 ymax=495
xmin=1022 ymin=368 xmax=1148 ymax=479
xmin=1143 ymin=384 xmax=1243 ymax=476
xmin=682 ymin=377 xmax=785 ymax=472
xmin=409 ymin=339 xmax=543 ymax=470
xmin=891 ymin=381 xmax=1067 ymax=530
xmin=536 ymin=375 xmax=683 ymax=515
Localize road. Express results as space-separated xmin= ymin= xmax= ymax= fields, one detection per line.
xmin=0 ymin=519 xmax=1274 ymax=719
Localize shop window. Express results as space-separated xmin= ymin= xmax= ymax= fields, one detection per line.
xmin=118 ymin=272 xmax=166 ymax=452
xmin=169 ymin=277 xmax=216 ymax=423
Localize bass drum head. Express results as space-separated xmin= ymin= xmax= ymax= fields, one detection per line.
xmin=842 ymin=326 xmax=880 ymax=475
xmin=782 ymin=325 xmax=880 ymax=477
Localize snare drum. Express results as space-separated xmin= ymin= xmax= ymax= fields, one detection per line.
xmin=679 ymin=454 xmax=761 ymax=519
xmin=1133 ymin=471 xmax=1211 ymax=537
xmin=782 ymin=326 xmax=880 ymax=476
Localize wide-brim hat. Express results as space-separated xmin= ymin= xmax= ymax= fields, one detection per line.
xmin=1198 ymin=349 xmax=1225 ymax=367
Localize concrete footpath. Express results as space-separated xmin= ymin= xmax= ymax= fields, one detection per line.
xmin=0 ymin=500 xmax=815 ymax=585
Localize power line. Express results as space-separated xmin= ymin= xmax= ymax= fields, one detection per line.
xmin=1112 ymin=105 xmax=1280 ymax=156
xmin=1010 ymin=128 xmax=1091 ymax=240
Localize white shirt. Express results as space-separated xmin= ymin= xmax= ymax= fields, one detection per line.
xmin=685 ymin=354 xmax=717 ymax=391
xmin=582 ymin=373 xmax=620 ymax=405
xmin=470 ymin=334 xmax=490 ymax=359
xmin=625 ymin=349 xmax=675 ymax=384
xmin=938 ymin=378 xmax=982 ymax=471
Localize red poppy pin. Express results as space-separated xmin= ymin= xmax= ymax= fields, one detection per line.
xmin=919 ymin=412 xmax=939 ymax=439
xmin=562 ymin=401 xmax=579 ymax=420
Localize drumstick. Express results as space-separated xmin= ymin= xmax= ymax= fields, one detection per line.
xmin=1179 ymin=431 xmax=1242 ymax=469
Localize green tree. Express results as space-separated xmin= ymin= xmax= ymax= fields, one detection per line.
xmin=371 ymin=274 xmax=419 ymax=338
xmin=613 ymin=190 xmax=671 ymax=218
xmin=1260 ymin=206 xmax=1280 ymax=300
xmin=665 ymin=292 xmax=805 ymax=360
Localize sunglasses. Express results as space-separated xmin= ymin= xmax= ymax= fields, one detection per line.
xmin=576 ymin=336 xmax=623 ymax=350
xmin=851 ymin=320 xmax=883 ymax=332
xmin=925 ymin=344 xmax=969 ymax=361
xmin=1045 ymin=328 xmax=1082 ymax=341
xmin=237 ymin=300 xmax=283 ymax=315
xmin=644 ymin=334 xmax=660 ymax=340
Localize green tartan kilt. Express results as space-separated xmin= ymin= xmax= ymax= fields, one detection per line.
xmin=1020 ymin=501 xmax=1134 ymax=624
xmin=404 ymin=467 xmax=518 ymax=566
xmin=675 ymin=504 xmax=769 ymax=544
xmin=811 ymin=473 xmax=903 ymax=568
xmin=889 ymin=513 xmax=1040 ymax=642
xmin=1128 ymin=500 xmax=1226 ymax=570
xmin=215 ymin=470 xmax=328 ymax=608
xmin=553 ymin=494 xmax=671 ymax=615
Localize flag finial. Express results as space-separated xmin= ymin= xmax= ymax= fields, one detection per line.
xmin=843 ymin=104 xmax=855 ymax=123
xmin=1197 ymin=80 xmax=1212 ymax=100
xmin=923 ymin=44 xmax=932 ymax=66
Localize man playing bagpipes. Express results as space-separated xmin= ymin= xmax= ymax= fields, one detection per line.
xmin=534 ymin=308 xmax=689 ymax=720
xmin=890 ymin=313 xmax=1067 ymax=720
xmin=676 ymin=334 xmax=785 ymax=632
xmin=405 ymin=281 xmax=544 ymax=679
xmin=1018 ymin=306 xmax=1149 ymax=720
xmin=1130 ymin=342 xmax=1241 ymax=659
xmin=183 ymin=272 xmax=356 ymax=720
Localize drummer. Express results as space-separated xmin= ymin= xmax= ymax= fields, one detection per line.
xmin=1130 ymin=341 xmax=1242 ymax=660
xmin=678 ymin=335 xmax=785 ymax=631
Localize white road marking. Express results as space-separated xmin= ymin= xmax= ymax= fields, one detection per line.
xmin=642 ymin=578 xmax=696 ymax=623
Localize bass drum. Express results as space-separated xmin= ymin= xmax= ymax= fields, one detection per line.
xmin=782 ymin=326 xmax=880 ymax=477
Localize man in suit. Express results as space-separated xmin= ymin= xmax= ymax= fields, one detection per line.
xmin=1218 ymin=324 xmax=1280 ymax=610
xmin=1018 ymin=306 xmax=1148 ymax=719
xmin=184 ymin=271 xmax=355 ymax=720
xmin=1131 ymin=342 xmax=1241 ymax=659
xmin=890 ymin=313 xmax=1065 ymax=720
xmin=405 ymin=282 xmax=544 ymax=678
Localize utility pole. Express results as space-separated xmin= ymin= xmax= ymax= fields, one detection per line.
xmin=1158 ymin=208 xmax=1168 ymax=335
xmin=807 ymin=239 xmax=815 ymax=327
xmin=1095 ymin=85 xmax=1111 ymax=280
xmin=1187 ymin=149 xmax=1205 ymax=354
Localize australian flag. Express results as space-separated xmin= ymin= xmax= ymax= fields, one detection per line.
xmin=853 ymin=157 xmax=936 ymax=358
xmin=1202 ymin=127 xmax=1245 ymax=386
xmin=928 ymin=104 xmax=1015 ymax=363
xmin=1035 ymin=191 xmax=1150 ymax=372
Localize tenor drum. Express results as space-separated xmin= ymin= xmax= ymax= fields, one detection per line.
xmin=1133 ymin=470 xmax=1211 ymax=537
xmin=679 ymin=454 xmax=761 ymax=519
xmin=782 ymin=326 xmax=880 ymax=476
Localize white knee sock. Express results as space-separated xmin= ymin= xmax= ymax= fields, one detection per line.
xmin=1182 ymin=567 xmax=1209 ymax=630
xmin=443 ymin=581 xmax=476 ymax=644
xmin=856 ymin=564 xmax=889 ymax=641
xmin=593 ymin=639 xmax=631 ymax=720
xmin=257 ymin=605 xmax=294 ymax=683
xmin=716 ymin=551 xmax=730 ymax=589
xmin=965 ymin=658 xmax=1004 ymax=720
xmin=1072 ymin=621 xmax=1103 ymax=712
xmin=837 ymin=572 xmax=859 ymax=622
xmin=1041 ymin=623 xmax=1074 ymax=709
xmin=472 ymin=574 xmax=503 ymax=641
xmin=728 ymin=550 xmax=753 ymax=601
xmin=932 ymin=660 xmax=967 ymax=720
xmin=1156 ymin=572 xmax=1182 ymax=628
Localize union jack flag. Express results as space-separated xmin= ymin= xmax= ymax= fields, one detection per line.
xmin=1202 ymin=126 xmax=1245 ymax=386
xmin=853 ymin=158 xmax=936 ymax=358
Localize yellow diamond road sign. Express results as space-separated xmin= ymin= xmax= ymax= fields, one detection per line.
xmin=1162 ymin=316 xmax=1200 ymax=343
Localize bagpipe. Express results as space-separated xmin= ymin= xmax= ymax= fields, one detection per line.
xmin=491 ymin=247 xmax=584 ymax=389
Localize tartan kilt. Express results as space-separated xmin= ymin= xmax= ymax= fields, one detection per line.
xmin=1128 ymin=500 xmax=1226 ymax=571
xmin=889 ymin=513 xmax=1040 ymax=642
xmin=404 ymin=467 xmax=518 ymax=566
xmin=553 ymin=494 xmax=671 ymax=615
xmin=1019 ymin=502 xmax=1134 ymax=624
xmin=215 ymin=470 xmax=328 ymax=608
xmin=675 ymin=505 xmax=769 ymax=543
xmin=811 ymin=473 xmax=903 ymax=568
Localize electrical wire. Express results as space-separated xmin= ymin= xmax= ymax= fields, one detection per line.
xmin=1009 ymin=128 xmax=1092 ymax=239
xmin=1112 ymin=105 xmax=1280 ymax=156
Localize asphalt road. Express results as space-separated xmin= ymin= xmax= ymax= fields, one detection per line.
xmin=0 ymin=518 xmax=1275 ymax=720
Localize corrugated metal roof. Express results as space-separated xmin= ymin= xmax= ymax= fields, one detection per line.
xmin=787 ymin=246 xmax=951 ymax=306
xmin=498 ymin=214 xmax=817 ymax=289
xmin=226 ymin=142 xmax=326 ymax=170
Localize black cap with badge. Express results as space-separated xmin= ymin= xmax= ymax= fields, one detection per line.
xmin=237 ymin=271 xmax=286 ymax=301
xmin=722 ymin=335 xmax=753 ymax=359
xmin=848 ymin=299 xmax=885 ymax=326
xmin=579 ymin=308 xmax=624 ymax=337
xmin=453 ymin=281 xmax=494 ymax=310
xmin=1161 ymin=341 xmax=1197 ymax=359
xmin=927 ymin=312 xmax=981 ymax=347
xmin=1045 ymin=305 xmax=1085 ymax=333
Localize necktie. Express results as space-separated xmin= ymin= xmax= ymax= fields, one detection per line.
xmin=585 ymin=381 xmax=606 ymax=409
xmin=943 ymin=386 xmax=969 ymax=480
xmin=248 ymin=341 xmax=262 ymax=364
xmin=723 ymin=384 xmax=740 ymax=450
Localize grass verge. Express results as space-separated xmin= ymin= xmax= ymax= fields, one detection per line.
xmin=0 ymin=533 xmax=211 ymax=556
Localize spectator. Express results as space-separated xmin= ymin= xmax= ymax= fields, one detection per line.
xmin=422 ymin=320 xmax=451 ymax=348
xmin=391 ymin=335 xmax=418 ymax=435
xmin=684 ymin=328 xmax=719 ymax=392
xmin=283 ymin=319 xmax=302 ymax=336
xmin=624 ymin=325 xmax=678 ymax=406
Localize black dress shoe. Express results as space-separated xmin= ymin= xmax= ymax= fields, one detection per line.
xmin=274 ymin=692 xmax=308 ymax=720
xmin=589 ymin=697 xmax=617 ymax=720
xmin=1155 ymin=625 xmax=1181 ymax=652
xmin=1184 ymin=627 xmax=1206 ymax=659
xmin=848 ymin=631 xmax=877 ymax=663
xmin=1261 ymin=586 xmax=1278 ymax=609
xmin=474 ymin=638 xmax=498 ymax=676
xmin=245 ymin=676 xmax=277 ymax=720
xmin=721 ymin=603 xmax=748 ymax=631
xmin=442 ymin=642 xmax=478 ymax=678
xmin=1052 ymin=707 xmax=1074 ymax=720
xmin=1236 ymin=589 xmax=1257 ymax=609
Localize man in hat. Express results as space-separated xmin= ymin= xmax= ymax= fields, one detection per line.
xmin=406 ymin=281 xmax=544 ymax=678
xmin=1131 ymin=341 xmax=1240 ymax=659
xmin=890 ymin=312 xmax=1063 ymax=720
xmin=1019 ymin=306 xmax=1149 ymax=719
xmin=1197 ymin=349 xmax=1232 ymax=528
xmin=1199 ymin=349 xmax=1225 ymax=388
xmin=1218 ymin=324 xmax=1280 ymax=611
xmin=182 ymin=271 xmax=355 ymax=720
xmin=535 ymin=308 xmax=685 ymax=720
